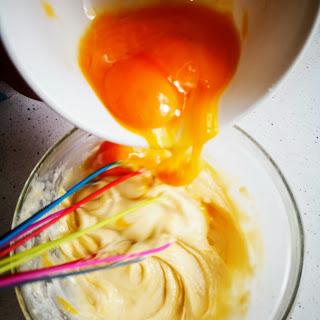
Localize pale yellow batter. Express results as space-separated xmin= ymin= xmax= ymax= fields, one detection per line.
xmin=49 ymin=164 xmax=254 ymax=320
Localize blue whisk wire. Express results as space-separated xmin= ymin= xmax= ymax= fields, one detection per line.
xmin=0 ymin=162 xmax=119 ymax=248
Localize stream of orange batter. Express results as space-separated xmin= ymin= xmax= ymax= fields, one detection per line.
xmin=79 ymin=3 xmax=240 ymax=185
xmin=54 ymin=7 xmax=253 ymax=318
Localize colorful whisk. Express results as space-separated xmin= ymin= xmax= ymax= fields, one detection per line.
xmin=0 ymin=162 xmax=172 ymax=289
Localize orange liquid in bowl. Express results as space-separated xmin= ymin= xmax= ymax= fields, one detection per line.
xmin=79 ymin=4 xmax=240 ymax=185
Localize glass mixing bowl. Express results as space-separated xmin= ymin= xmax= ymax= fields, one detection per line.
xmin=13 ymin=126 xmax=303 ymax=320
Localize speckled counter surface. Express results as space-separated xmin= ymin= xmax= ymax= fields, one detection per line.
xmin=0 ymin=82 xmax=73 ymax=319
xmin=0 ymin=22 xmax=319 ymax=320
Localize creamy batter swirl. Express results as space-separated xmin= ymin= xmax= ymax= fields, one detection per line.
xmin=50 ymin=165 xmax=253 ymax=320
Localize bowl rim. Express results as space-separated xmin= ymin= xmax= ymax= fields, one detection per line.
xmin=13 ymin=126 xmax=304 ymax=320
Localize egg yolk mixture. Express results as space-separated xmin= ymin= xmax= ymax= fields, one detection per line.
xmin=79 ymin=3 xmax=240 ymax=185
xmin=69 ymin=3 xmax=255 ymax=320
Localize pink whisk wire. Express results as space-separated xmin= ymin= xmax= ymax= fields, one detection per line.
xmin=0 ymin=242 xmax=173 ymax=288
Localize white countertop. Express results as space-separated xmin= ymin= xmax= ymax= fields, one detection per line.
xmin=238 ymin=19 xmax=320 ymax=320
xmin=0 ymin=20 xmax=319 ymax=320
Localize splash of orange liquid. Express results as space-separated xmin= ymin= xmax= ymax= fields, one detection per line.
xmin=41 ymin=1 xmax=56 ymax=18
xmin=79 ymin=4 xmax=240 ymax=185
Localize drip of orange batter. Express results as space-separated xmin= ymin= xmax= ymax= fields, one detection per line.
xmin=79 ymin=3 xmax=240 ymax=185
xmin=41 ymin=1 xmax=56 ymax=18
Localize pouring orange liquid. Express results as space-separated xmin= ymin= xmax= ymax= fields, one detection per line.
xmin=79 ymin=3 xmax=240 ymax=185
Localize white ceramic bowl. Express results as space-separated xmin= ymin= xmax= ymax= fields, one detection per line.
xmin=0 ymin=0 xmax=319 ymax=146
